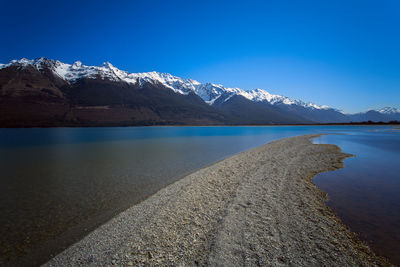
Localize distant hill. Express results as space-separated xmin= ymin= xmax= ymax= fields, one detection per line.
xmin=348 ymin=108 xmax=400 ymax=123
xmin=0 ymin=58 xmax=399 ymax=127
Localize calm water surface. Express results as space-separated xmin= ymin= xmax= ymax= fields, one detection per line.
xmin=313 ymin=128 xmax=400 ymax=264
xmin=0 ymin=126 xmax=397 ymax=265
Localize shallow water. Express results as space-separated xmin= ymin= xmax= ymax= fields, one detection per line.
xmin=0 ymin=125 xmax=396 ymax=265
xmin=313 ymin=129 xmax=400 ymax=264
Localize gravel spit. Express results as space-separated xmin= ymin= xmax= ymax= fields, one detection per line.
xmin=44 ymin=134 xmax=390 ymax=266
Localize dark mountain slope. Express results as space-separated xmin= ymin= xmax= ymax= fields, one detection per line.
xmin=213 ymin=94 xmax=311 ymax=124
xmin=273 ymin=103 xmax=349 ymax=123
xmin=64 ymin=78 xmax=229 ymax=125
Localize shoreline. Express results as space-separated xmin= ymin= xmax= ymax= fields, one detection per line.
xmin=44 ymin=134 xmax=390 ymax=266
xmin=1 ymin=123 xmax=398 ymax=129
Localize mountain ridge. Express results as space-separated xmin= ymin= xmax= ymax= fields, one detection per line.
xmin=0 ymin=57 xmax=399 ymax=127
xmin=0 ymin=58 xmax=333 ymax=109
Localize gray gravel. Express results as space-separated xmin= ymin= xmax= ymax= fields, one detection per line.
xmin=44 ymin=134 xmax=390 ymax=266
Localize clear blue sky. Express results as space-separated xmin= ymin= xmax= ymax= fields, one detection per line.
xmin=1 ymin=0 xmax=399 ymax=113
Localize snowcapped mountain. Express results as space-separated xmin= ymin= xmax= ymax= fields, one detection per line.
xmin=0 ymin=58 xmax=201 ymax=95
xmin=0 ymin=58 xmax=330 ymax=110
xmin=0 ymin=57 xmax=398 ymax=127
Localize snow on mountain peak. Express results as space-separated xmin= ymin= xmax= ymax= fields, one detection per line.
xmin=376 ymin=107 xmax=400 ymax=114
xmin=102 ymin=62 xmax=114 ymax=69
xmin=72 ymin=61 xmax=82 ymax=69
xmin=12 ymin=58 xmax=33 ymax=66
xmin=231 ymin=88 xmax=329 ymax=110
xmin=237 ymin=88 xmax=279 ymax=103
xmin=192 ymin=83 xmax=228 ymax=104
xmin=0 ymin=57 xmax=51 ymax=71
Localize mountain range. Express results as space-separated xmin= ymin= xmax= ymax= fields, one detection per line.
xmin=0 ymin=58 xmax=399 ymax=127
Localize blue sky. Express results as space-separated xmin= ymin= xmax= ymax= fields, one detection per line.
xmin=1 ymin=0 xmax=399 ymax=113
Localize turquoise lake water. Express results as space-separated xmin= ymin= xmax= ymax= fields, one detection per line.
xmin=0 ymin=126 xmax=398 ymax=265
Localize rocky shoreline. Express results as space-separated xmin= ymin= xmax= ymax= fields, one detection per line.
xmin=44 ymin=134 xmax=390 ymax=266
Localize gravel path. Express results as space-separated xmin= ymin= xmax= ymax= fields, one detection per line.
xmin=44 ymin=134 xmax=390 ymax=266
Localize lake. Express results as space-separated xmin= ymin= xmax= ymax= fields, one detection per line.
xmin=313 ymin=127 xmax=400 ymax=264
xmin=0 ymin=125 xmax=397 ymax=265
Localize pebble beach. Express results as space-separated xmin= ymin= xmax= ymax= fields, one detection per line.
xmin=44 ymin=134 xmax=390 ymax=266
